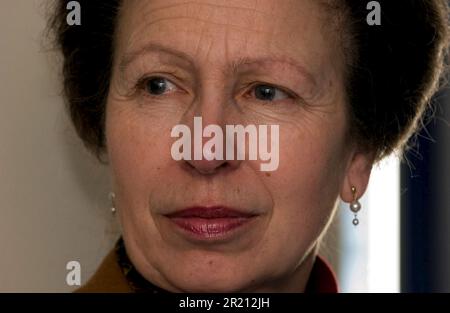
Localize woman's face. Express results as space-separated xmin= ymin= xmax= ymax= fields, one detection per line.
xmin=106 ymin=0 xmax=372 ymax=292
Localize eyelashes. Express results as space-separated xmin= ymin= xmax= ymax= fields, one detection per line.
xmin=244 ymin=83 xmax=297 ymax=103
xmin=139 ymin=76 xmax=178 ymax=96
xmin=133 ymin=75 xmax=300 ymax=104
xmin=132 ymin=75 xmax=181 ymax=99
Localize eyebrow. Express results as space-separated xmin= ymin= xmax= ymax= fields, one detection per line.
xmin=228 ymin=56 xmax=317 ymax=86
xmin=119 ymin=43 xmax=195 ymax=74
xmin=119 ymin=42 xmax=317 ymax=85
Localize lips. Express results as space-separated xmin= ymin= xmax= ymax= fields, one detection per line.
xmin=165 ymin=206 xmax=256 ymax=219
xmin=164 ymin=206 xmax=258 ymax=241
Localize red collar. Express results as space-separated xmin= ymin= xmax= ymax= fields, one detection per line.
xmin=304 ymin=255 xmax=339 ymax=293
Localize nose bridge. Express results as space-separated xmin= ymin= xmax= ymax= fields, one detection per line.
xmin=190 ymin=32 xmax=233 ymax=125
xmin=179 ymin=68 xmax=244 ymax=175
xmin=182 ymin=67 xmax=231 ymax=140
xmin=194 ymin=71 xmax=229 ymax=126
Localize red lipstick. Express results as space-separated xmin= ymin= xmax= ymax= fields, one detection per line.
xmin=165 ymin=206 xmax=257 ymax=241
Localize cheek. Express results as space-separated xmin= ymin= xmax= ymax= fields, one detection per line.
xmin=105 ymin=101 xmax=175 ymax=198
xmin=266 ymin=124 xmax=347 ymax=245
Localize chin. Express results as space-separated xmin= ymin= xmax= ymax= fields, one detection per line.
xmin=166 ymin=266 xmax=254 ymax=293
xmin=175 ymin=278 xmax=250 ymax=293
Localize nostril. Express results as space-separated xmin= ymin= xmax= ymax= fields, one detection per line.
xmin=219 ymin=162 xmax=229 ymax=170
xmin=182 ymin=158 xmax=231 ymax=175
xmin=199 ymin=162 xmax=229 ymax=175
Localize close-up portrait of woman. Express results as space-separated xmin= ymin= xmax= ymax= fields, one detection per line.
xmin=1 ymin=0 xmax=449 ymax=296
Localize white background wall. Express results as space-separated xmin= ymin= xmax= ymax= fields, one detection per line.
xmin=0 ymin=0 xmax=117 ymax=292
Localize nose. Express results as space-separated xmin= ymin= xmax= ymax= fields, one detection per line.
xmin=181 ymin=92 xmax=243 ymax=175
xmin=183 ymin=117 xmax=243 ymax=175
xmin=186 ymin=157 xmax=233 ymax=175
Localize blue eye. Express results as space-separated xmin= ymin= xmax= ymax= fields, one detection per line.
xmin=253 ymin=84 xmax=290 ymax=101
xmin=145 ymin=77 xmax=176 ymax=95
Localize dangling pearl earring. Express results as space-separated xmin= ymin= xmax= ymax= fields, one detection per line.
xmin=349 ymin=186 xmax=361 ymax=226
xmin=109 ymin=192 xmax=116 ymax=215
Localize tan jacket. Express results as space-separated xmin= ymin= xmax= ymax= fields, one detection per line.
xmin=75 ymin=249 xmax=132 ymax=293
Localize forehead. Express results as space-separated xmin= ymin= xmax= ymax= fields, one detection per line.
xmin=115 ymin=0 xmax=337 ymax=70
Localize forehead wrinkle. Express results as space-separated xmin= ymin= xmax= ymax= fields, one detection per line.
xmin=141 ymin=0 xmax=272 ymax=20
xmin=133 ymin=15 xmax=280 ymax=37
xmin=120 ymin=14 xmax=283 ymax=68
xmin=123 ymin=1 xmax=278 ymax=44
xmin=119 ymin=1 xmax=318 ymax=69
xmin=192 ymin=3 xmax=213 ymax=62
xmin=120 ymin=15 xmax=287 ymax=73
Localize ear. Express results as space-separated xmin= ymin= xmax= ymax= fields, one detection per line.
xmin=340 ymin=149 xmax=376 ymax=202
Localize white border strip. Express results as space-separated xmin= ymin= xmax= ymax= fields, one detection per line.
xmin=367 ymin=155 xmax=400 ymax=292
